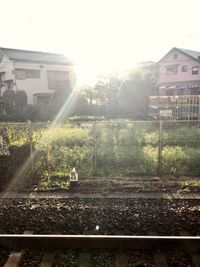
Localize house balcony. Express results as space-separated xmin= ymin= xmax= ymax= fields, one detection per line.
xmin=149 ymin=95 xmax=200 ymax=120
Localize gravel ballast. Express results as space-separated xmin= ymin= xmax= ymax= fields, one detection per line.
xmin=0 ymin=198 xmax=199 ymax=236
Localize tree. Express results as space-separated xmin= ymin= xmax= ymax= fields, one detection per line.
xmin=119 ymin=75 xmax=153 ymax=118
xmin=95 ymin=81 xmax=108 ymax=105
xmin=3 ymin=89 xmax=15 ymax=114
xmin=81 ymin=86 xmax=97 ymax=105
xmin=14 ymin=90 xmax=27 ymax=111
xmin=48 ymin=88 xmax=71 ymax=118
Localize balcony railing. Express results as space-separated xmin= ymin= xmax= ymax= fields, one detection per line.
xmin=149 ymin=95 xmax=200 ymax=120
xmin=149 ymin=95 xmax=200 ymax=108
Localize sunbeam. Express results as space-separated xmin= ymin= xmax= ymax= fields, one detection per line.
xmin=3 ymin=87 xmax=79 ymax=194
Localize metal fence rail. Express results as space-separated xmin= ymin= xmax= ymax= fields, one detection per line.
xmin=1 ymin=120 xmax=200 ymax=178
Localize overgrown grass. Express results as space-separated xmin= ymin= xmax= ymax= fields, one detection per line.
xmin=1 ymin=122 xmax=200 ymax=186
xmin=176 ymin=180 xmax=200 ymax=194
xmin=181 ymin=181 xmax=200 ymax=187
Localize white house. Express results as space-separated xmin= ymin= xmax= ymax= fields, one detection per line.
xmin=0 ymin=47 xmax=75 ymax=105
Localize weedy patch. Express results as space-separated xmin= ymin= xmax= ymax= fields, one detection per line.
xmin=1 ymin=122 xmax=200 ymax=191
xmin=177 ymin=188 xmax=191 ymax=194
xmin=181 ymin=180 xmax=200 ymax=187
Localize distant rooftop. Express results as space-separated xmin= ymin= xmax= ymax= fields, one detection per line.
xmin=160 ymin=47 xmax=200 ymax=63
xmin=137 ymin=61 xmax=157 ymax=68
xmin=177 ymin=47 xmax=200 ymax=61
xmin=0 ymin=47 xmax=73 ymax=65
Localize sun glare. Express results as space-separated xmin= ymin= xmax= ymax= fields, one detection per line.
xmin=3 ymin=87 xmax=80 ymax=194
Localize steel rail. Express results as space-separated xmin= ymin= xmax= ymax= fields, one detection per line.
xmin=0 ymin=235 xmax=200 ymax=252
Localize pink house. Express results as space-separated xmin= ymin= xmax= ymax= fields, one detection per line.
xmin=158 ymin=47 xmax=200 ymax=96
xmin=149 ymin=47 xmax=200 ymax=120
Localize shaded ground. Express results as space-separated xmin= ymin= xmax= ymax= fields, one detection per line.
xmin=66 ymin=177 xmax=200 ymax=194
xmin=29 ymin=176 xmax=200 ymax=195
xmin=2 ymin=176 xmax=200 ymax=195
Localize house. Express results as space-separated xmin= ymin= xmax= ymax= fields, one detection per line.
xmin=0 ymin=47 xmax=75 ymax=105
xmin=149 ymin=47 xmax=200 ymax=120
xmin=137 ymin=61 xmax=159 ymax=96
xmin=137 ymin=61 xmax=158 ymax=83
xmin=158 ymin=47 xmax=200 ymax=96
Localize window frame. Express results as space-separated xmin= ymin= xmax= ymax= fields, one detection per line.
xmin=47 ymin=70 xmax=69 ymax=90
xmin=36 ymin=95 xmax=50 ymax=104
xmin=15 ymin=69 xmax=26 ymax=79
xmin=166 ymin=66 xmax=178 ymax=75
xmin=26 ymin=69 xmax=40 ymax=79
xmin=192 ymin=66 xmax=199 ymax=75
xmin=15 ymin=69 xmax=40 ymax=79
xmin=182 ymin=65 xmax=188 ymax=72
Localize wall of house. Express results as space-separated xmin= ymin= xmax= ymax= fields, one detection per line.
xmin=0 ymin=55 xmax=15 ymax=95
xmin=15 ymin=62 xmax=75 ymax=104
xmin=159 ymin=51 xmax=200 ymax=84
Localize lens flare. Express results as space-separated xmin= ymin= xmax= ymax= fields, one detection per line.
xmin=3 ymin=87 xmax=79 ymax=195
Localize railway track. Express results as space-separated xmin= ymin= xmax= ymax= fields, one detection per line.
xmin=1 ymin=191 xmax=200 ymax=199
xmin=1 ymin=234 xmax=200 ymax=267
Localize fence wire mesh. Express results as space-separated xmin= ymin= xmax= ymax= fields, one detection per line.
xmin=31 ymin=122 xmax=94 ymax=180
xmin=95 ymin=121 xmax=159 ymax=176
xmin=161 ymin=121 xmax=200 ymax=176
xmin=0 ymin=121 xmax=200 ymax=181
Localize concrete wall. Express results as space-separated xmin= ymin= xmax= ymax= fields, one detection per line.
xmin=159 ymin=51 xmax=200 ymax=84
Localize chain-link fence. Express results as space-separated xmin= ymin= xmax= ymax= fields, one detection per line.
xmin=160 ymin=121 xmax=200 ymax=176
xmin=94 ymin=121 xmax=159 ymax=176
xmin=0 ymin=123 xmax=30 ymax=183
xmin=1 ymin=121 xmax=200 ymax=182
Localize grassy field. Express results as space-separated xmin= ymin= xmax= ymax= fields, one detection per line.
xmin=1 ymin=121 xmax=200 ymax=189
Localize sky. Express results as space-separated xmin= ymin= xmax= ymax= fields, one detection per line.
xmin=0 ymin=0 xmax=200 ymax=85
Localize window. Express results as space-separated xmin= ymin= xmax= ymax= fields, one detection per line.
xmin=34 ymin=94 xmax=51 ymax=105
xmin=192 ymin=66 xmax=199 ymax=75
xmin=173 ymin=53 xmax=178 ymax=59
xmin=166 ymin=66 xmax=177 ymax=75
xmin=48 ymin=71 xmax=69 ymax=89
xmin=6 ymin=80 xmax=13 ymax=90
xmin=15 ymin=69 xmax=40 ymax=79
xmin=26 ymin=69 xmax=40 ymax=78
xmin=182 ymin=65 xmax=188 ymax=72
xmin=36 ymin=95 xmax=50 ymax=104
xmin=16 ymin=69 xmax=26 ymax=79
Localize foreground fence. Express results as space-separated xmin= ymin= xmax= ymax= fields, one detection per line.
xmin=1 ymin=120 xmax=200 ymax=179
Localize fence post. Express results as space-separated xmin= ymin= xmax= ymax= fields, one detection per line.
xmin=157 ymin=120 xmax=163 ymax=176
xmin=92 ymin=122 xmax=97 ymax=175
xmin=27 ymin=120 xmax=34 ymax=172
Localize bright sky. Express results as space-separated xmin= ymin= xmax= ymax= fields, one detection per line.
xmin=0 ymin=0 xmax=200 ymax=85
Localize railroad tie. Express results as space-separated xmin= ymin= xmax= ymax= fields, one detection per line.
xmin=115 ymin=252 xmax=128 ymax=267
xmin=115 ymin=231 xmax=128 ymax=267
xmin=3 ymin=251 xmax=25 ymax=267
xmin=153 ymin=250 xmax=169 ymax=267
xmin=180 ymin=230 xmax=200 ymax=267
xmin=3 ymin=230 xmax=33 ymax=267
xmin=39 ymin=252 xmax=55 ymax=267
xmin=148 ymin=231 xmax=168 ymax=267
xmin=78 ymin=252 xmax=90 ymax=267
